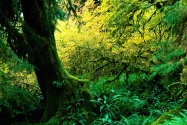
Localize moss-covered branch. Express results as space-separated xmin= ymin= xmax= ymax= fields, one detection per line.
xmin=64 ymin=69 xmax=90 ymax=83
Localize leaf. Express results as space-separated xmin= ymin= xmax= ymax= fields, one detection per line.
xmin=66 ymin=105 xmax=72 ymax=111
xmin=121 ymin=116 xmax=130 ymax=125
xmin=90 ymin=99 xmax=102 ymax=106
xmin=100 ymin=105 xmax=105 ymax=112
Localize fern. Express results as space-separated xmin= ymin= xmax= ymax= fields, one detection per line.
xmin=159 ymin=110 xmax=187 ymax=125
xmin=90 ymin=94 xmax=120 ymax=120
xmin=150 ymin=40 xmax=184 ymax=80
xmin=150 ymin=61 xmax=180 ymax=79
xmin=115 ymin=113 xmax=156 ymax=125
xmin=162 ymin=1 xmax=185 ymax=32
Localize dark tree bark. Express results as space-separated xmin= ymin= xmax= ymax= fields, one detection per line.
xmin=21 ymin=0 xmax=64 ymax=121
xmin=20 ymin=0 xmax=90 ymax=121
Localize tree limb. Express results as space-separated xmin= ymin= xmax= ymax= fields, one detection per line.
xmin=64 ymin=69 xmax=90 ymax=83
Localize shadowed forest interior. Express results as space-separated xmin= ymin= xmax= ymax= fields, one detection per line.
xmin=1 ymin=0 xmax=187 ymax=124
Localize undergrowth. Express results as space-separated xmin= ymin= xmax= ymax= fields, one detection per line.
xmin=0 ymin=41 xmax=44 ymax=124
xmin=159 ymin=110 xmax=187 ymax=125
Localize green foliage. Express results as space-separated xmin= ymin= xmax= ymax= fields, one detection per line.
xmin=115 ymin=114 xmax=155 ymax=125
xmin=128 ymin=72 xmax=148 ymax=85
xmin=150 ymin=61 xmax=179 ymax=78
xmin=52 ymin=80 xmax=64 ymax=88
xmin=46 ymin=115 xmax=61 ymax=125
xmin=62 ymin=110 xmax=89 ymax=125
xmin=89 ymin=78 xmax=155 ymax=124
xmin=65 ymin=89 xmax=84 ymax=113
xmin=0 ymin=39 xmax=43 ymax=124
xmin=153 ymin=41 xmax=184 ymax=62
xmin=0 ymin=76 xmax=43 ymax=123
xmin=149 ymin=1 xmax=187 ymax=80
xmin=149 ymin=40 xmax=185 ymax=87
xmin=159 ymin=110 xmax=187 ymax=125
xmin=1 ymin=0 xmax=187 ymax=124
xmin=162 ymin=1 xmax=186 ymax=32
xmin=90 ymin=95 xmax=120 ymax=119
xmin=118 ymin=73 xmax=126 ymax=84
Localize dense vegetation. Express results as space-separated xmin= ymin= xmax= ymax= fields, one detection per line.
xmin=1 ymin=0 xmax=187 ymax=124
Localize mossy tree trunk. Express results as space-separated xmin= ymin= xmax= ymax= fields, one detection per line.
xmin=21 ymin=0 xmax=90 ymax=122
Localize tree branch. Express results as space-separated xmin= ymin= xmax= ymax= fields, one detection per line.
xmin=64 ymin=69 xmax=90 ymax=83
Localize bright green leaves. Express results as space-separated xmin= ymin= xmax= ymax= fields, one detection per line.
xmin=150 ymin=61 xmax=180 ymax=79
xmin=159 ymin=110 xmax=187 ymax=125
xmin=162 ymin=1 xmax=186 ymax=32
xmin=150 ymin=40 xmax=185 ymax=80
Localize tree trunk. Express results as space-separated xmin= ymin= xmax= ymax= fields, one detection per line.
xmin=21 ymin=0 xmax=91 ymax=122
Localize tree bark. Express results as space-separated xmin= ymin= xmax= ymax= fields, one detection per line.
xmin=21 ymin=0 xmax=90 ymax=122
